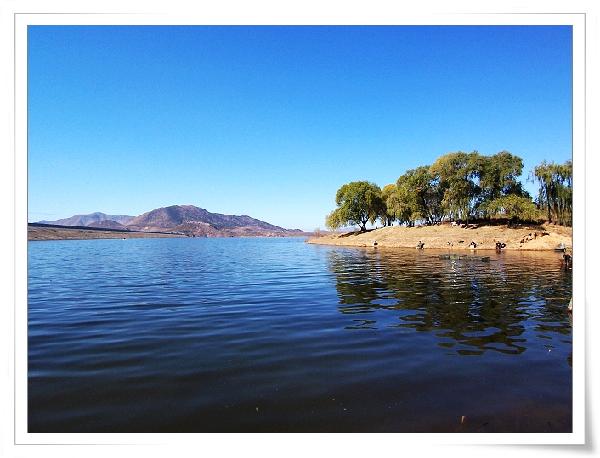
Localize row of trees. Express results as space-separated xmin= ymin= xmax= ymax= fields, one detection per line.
xmin=326 ymin=151 xmax=572 ymax=231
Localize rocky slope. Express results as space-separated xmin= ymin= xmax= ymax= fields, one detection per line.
xmin=125 ymin=205 xmax=301 ymax=237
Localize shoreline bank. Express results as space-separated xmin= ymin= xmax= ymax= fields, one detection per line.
xmin=28 ymin=226 xmax=186 ymax=241
xmin=307 ymin=223 xmax=572 ymax=251
xmin=28 ymin=225 xmax=313 ymax=241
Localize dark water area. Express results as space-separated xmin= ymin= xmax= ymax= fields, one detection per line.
xmin=28 ymin=237 xmax=572 ymax=432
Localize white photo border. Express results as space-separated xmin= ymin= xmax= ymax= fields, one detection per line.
xmin=10 ymin=10 xmax=587 ymax=451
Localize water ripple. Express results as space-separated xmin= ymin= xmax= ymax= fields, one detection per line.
xmin=28 ymin=238 xmax=572 ymax=432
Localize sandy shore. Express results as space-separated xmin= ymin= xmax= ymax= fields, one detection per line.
xmin=307 ymin=223 xmax=572 ymax=251
xmin=28 ymin=226 xmax=186 ymax=241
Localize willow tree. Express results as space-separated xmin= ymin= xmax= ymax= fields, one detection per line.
xmin=379 ymin=184 xmax=397 ymax=226
xmin=325 ymin=181 xmax=384 ymax=232
xmin=479 ymin=151 xmax=526 ymax=200
xmin=532 ymin=160 xmax=572 ymax=226
xmin=430 ymin=152 xmax=481 ymax=222
xmin=386 ymin=182 xmax=419 ymax=226
xmin=393 ymin=166 xmax=444 ymax=224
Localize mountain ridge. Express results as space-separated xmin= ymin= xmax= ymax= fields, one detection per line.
xmin=38 ymin=205 xmax=303 ymax=237
xmin=40 ymin=212 xmax=135 ymax=227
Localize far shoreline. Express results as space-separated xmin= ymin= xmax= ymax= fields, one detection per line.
xmin=27 ymin=224 xmax=313 ymax=241
xmin=28 ymin=225 xmax=186 ymax=241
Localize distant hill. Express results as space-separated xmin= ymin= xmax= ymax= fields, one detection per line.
xmin=38 ymin=205 xmax=304 ymax=238
xmin=127 ymin=205 xmax=302 ymax=237
xmin=40 ymin=212 xmax=135 ymax=227
xmin=86 ymin=220 xmax=130 ymax=230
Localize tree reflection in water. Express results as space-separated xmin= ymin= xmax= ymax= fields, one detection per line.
xmin=327 ymin=248 xmax=572 ymax=357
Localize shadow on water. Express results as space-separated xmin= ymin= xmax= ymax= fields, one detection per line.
xmin=327 ymin=248 xmax=572 ymax=358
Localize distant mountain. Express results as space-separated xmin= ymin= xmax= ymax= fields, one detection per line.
xmin=86 ymin=220 xmax=129 ymax=231
xmin=126 ymin=205 xmax=301 ymax=237
xmin=40 ymin=212 xmax=135 ymax=227
xmin=38 ymin=205 xmax=304 ymax=237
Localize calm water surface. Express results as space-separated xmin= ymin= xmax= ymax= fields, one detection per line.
xmin=28 ymin=237 xmax=572 ymax=432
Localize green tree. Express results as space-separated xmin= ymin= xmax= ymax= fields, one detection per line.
xmin=325 ymin=181 xmax=384 ymax=232
xmin=386 ymin=184 xmax=418 ymax=226
xmin=532 ymin=160 xmax=572 ymax=225
xmin=380 ymin=184 xmax=397 ymax=226
xmin=395 ymin=166 xmax=444 ymax=224
xmin=479 ymin=151 xmax=526 ymax=201
xmin=430 ymin=152 xmax=481 ymax=222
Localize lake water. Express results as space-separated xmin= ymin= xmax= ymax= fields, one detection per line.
xmin=28 ymin=237 xmax=572 ymax=432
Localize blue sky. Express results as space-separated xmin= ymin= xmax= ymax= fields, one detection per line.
xmin=28 ymin=25 xmax=572 ymax=230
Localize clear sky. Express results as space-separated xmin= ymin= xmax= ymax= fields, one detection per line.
xmin=28 ymin=25 xmax=572 ymax=231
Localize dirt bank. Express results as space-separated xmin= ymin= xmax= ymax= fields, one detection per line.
xmin=307 ymin=223 xmax=572 ymax=251
xmin=28 ymin=226 xmax=186 ymax=241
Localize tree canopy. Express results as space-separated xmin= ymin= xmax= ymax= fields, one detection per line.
xmin=478 ymin=151 xmax=526 ymax=202
xmin=531 ymin=160 xmax=572 ymax=226
xmin=430 ymin=152 xmax=481 ymax=222
xmin=325 ymin=151 xmax=572 ymax=230
xmin=326 ymin=181 xmax=384 ymax=232
xmin=385 ymin=166 xmax=444 ymax=226
xmin=379 ymin=184 xmax=397 ymax=227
